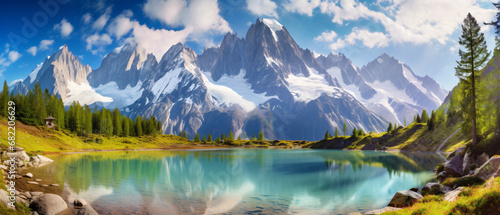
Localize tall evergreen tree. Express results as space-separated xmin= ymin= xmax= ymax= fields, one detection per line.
xmin=351 ymin=128 xmax=358 ymax=138
xmin=202 ymin=135 xmax=206 ymax=142
xmin=343 ymin=122 xmax=347 ymax=136
xmin=207 ymin=134 xmax=213 ymax=142
xmin=421 ymin=109 xmax=429 ymax=123
xmin=387 ymin=123 xmax=393 ymax=133
xmin=83 ymin=105 xmax=92 ymax=136
xmin=112 ymin=108 xmax=123 ymax=136
xmin=335 ymin=128 xmax=339 ymax=138
xmin=258 ymin=131 xmax=264 ymax=140
xmin=456 ymin=13 xmax=491 ymax=146
xmin=122 ymin=116 xmax=130 ymax=137
xmin=135 ymin=116 xmax=143 ymax=136
xmin=1 ymin=81 xmax=9 ymax=117
xmin=194 ymin=133 xmax=200 ymax=142
xmin=221 ymin=133 xmax=226 ymax=141
xmin=324 ymin=130 xmax=330 ymax=140
xmin=228 ymin=131 xmax=234 ymax=140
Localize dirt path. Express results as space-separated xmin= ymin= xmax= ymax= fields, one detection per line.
xmin=436 ymin=129 xmax=460 ymax=152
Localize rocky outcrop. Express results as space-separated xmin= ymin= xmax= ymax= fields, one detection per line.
xmin=29 ymin=194 xmax=68 ymax=215
xmin=443 ymin=187 xmax=464 ymax=202
xmin=387 ymin=190 xmax=423 ymax=207
xmin=444 ymin=154 xmax=464 ymax=177
xmin=421 ymin=182 xmax=444 ymax=196
xmin=473 ymin=156 xmax=500 ymax=180
xmin=462 ymin=152 xmax=489 ymax=175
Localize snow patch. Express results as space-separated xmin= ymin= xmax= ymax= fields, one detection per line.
xmin=402 ymin=65 xmax=441 ymax=104
xmin=64 ymin=82 xmax=113 ymax=106
xmin=377 ymin=58 xmax=383 ymax=63
xmin=113 ymin=45 xmax=124 ymax=53
xmin=151 ymin=67 xmax=184 ymax=100
xmin=202 ymin=70 xmax=277 ymax=112
xmin=29 ymin=63 xmax=43 ymax=83
xmin=262 ymin=18 xmax=283 ymax=41
xmin=94 ymin=81 xmax=144 ymax=108
xmin=286 ymin=67 xmax=342 ymax=102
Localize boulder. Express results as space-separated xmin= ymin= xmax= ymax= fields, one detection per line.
xmin=463 ymin=152 xmax=489 ymax=175
xmin=30 ymin=192 xmax=43 ymax=197
xmin=473 ymin=156 xmax=500 ymax=180
xmin=36 ymin=155 xmax=54 ymax=165
xmin=23 ymin=192 xmax=32 ymax=198
xmin=364 ymin=207 xmax=402 ymax=214
xmin=448 ymin=147 xmax=465 ymax=160
xmin=74 ymin=198 xmax=87 ymax=206
xmin=437 ymin=171 xmax=449 ymax=181
xmin=31 ymin=156 xmax=41 ymax=165
xmin=0 ymin=189 xmax=11 ymax=207
xmin=24 ymin=173 xmax=33 ymax=178
xmin=29 ymin=194 xmax=68 ymax=215
xmin=444 ymin=154 xmax=464 ymax=177
xmin=443 ymin=187 xmax=464 ymax=202
xmin=77 ymin=204 xmax=98 ymax=215
xmin=7 ymin=151 xmax=30 ymax=162
xmin=0 ymin=165 xmax=8 ymax=170
xmin=14 ymin=147 xmax=25 ymax=151
xmin=387 ymin=190 xmax=423 ymax=207
xmin=421 ymin=183 xmax=444 ymax=196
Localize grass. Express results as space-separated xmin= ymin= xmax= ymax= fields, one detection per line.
xmin=384 ymin=177 xmax=500 ymax=215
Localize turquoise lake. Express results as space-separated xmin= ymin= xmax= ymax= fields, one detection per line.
xmin=33 ymin=149 xmax=446 ymax=214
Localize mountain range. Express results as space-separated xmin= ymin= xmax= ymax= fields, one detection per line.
xmin=11 ymin=18 xmax=448 ymax=141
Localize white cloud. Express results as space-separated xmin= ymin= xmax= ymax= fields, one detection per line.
xmin=314 ymin=30 xmax=337 ymax=42
xmin=312 ymin=0 xmax=496 ymax=50
xmin=284 ymin=0 xmax=320 ymax=16
xmin=329 ymin=28 xmax=389 ymax=50
xmin=27 ymin=46 xmax=38 ymax=56
xmin=26 ymin=39 xmax=54 ymax=56
xmin=54 ymin=19 xmax=74 ymax=37
xmin=39 ymin=39 xmax=54 ymax=50
xmin=107 ymin=13 xmax=135 ymax=39
xmin=8 ymin=51 xmax=21 ymax=62
xmin=85 ymin=33 xmax=113 ymax=54
xmin=92 ymin=7 xmax=112 ymax=30
xmin=143 ymin=0 xmax=231 ymax=34
xmin=82 ymin=13 xmax=92 ymax=24
xmin=9 ymin=79 xmax=23 ymax=86
xmin=246 ymin=0 xmax=278 ymax=18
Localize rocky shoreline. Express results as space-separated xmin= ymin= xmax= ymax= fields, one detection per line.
xmin=0 ymin=148 xmax=98 ymax=215
xmin=348 ymin=147 xmax=500 ymax=215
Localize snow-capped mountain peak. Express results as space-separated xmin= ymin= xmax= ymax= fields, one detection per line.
xmin=262 ymin=18 xmax=283 ymax=41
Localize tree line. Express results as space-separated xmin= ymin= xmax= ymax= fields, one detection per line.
xmin=0 ymin=82 xmax=162 ymax=138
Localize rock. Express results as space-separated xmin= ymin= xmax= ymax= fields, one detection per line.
xmin=35 ymin=155 xmax=54 ymax=166
xmin=444 ymin=154 xmax=464 ymax=177
xmin=42 ymin=185 xmax=49 ymax=187
xmin=27 ymin=181 xmax=39 ymax=185
xmin=387 ymin=190 xmax=422 ymax=207
xmin=24 ymin=192 xmax=32 ymax=198
xmin=31 ymin=192 xmax=43 ymax=197
xmin=409 ymin=187 xmax=418 ymax=192
xmin=7 ymin=151 xmax=30 ymax=162
xmin=473 ymin=156 xmax=500 ymax=180
xmin=0 ymin=189 xmax=12 ymax=207
xmin=421 ymin=183 xmax=444 ymax=196
xmin=78 ymin=204 xmax=98 ymax=215
xmin=348 ymin=213 xmax=362 ymax=215
xmin=14 ymin=147 xmax=25 ymax=151
xmin=437 ymin=171 xmax=449 ymax=181
xmin=74 ymin=198 xmax=87 ymax=206
xmin=364 ymin=207 xmax=402 ymax=214
xmin=30 ymin=211 xmax=39 ymax=215
xmin=29 ymin=194 xmax=68 ymax=215
xmin=31 ymin=156 xmax=41 ymax=165
xmin=16 ymin=196 xmax=28 ymax=205
xmin=463 ymin=152 xmax=489 ymax=175
xmin=26 ymin=162 xmax=33 ymax=167
xmin=448 ymin=147 xmax=465 ymax=160
xmin=50 ymin=184 xmax=60 ymax=187
xmin=35 ymin=179 xmax=42 ymax=182
xmin=443 ymin=187 xmax=464 ymax=202
xmin=18 ymin=160 xmax=24 ymax=167
xmin=24 ymin=173 xmax=33 ymax=178
xmin=0 ymin=165 xmax=8 ymax=170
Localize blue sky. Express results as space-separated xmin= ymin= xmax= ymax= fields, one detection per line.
xmin=0 ymin=0 xmax=497 ymax=90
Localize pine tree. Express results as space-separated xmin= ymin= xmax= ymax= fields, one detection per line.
xmin=358 ymin=129 xmax=364 ymax=136
xmin=251 ymin=134 xmax=256 ymax=140
xmin=122 ymin=116 xmax=130 ymax=137
xmin=215 ymin=137 xmax=221 ymax=144
xmin=135 ymin=116 xmax=143 ymax=136
xmin=485 ymin=1 xmax=500 ymax=49
xmin=202 ymin=135 xmax=206 ymax=142
xmin=455 ymin=13 xmax=490 ymax=146
xmin=343 ymin=122 xmax=347 ymax=136
xmin=207 ymin=134 xmax=213 ymax=142
xmin=157 ymin=121 xmax=163 ymax=135
xmin=416 ymin=114 xmax=422 ymax=123
xmin=0 ymin=81 xmax=9 ymax=117
xmin=421 ymin=109 xmax=429 ymax=123
xmin=194 ymin=133 xmax=200 ymax=142
xmin=404 ymin=118 xmax=407 ymax=127
xmin=387 ymin=123 xmax=393 ymax=133
xmin=258 ymin=131 xmax=264 ymax=140
xmin=351 ymin=128 xmax=358 ymax=138
xmin=335 ymin=128 xmax=339 ymax=138
xmin=228 ymin=131 xmax=234 ymax=140
xmin=183 ymin=131 xmax=187 ymax=139
xmin=324 ymin=130 xmax=330 ymax=140
xmin=112 ymin=108 xmax=122 ymax=136
xmin=83 ymin=105 xmax=92 ymax=136
xmin=221 ymin=133 xmax=226 ymax=141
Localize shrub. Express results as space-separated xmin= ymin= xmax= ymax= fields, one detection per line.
xmin=435 ymin=163 xmax=444 ymax=173
xmin=442 ymin=176 xmax=484 ymax=188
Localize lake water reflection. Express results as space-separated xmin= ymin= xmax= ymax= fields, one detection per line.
xmin=35 ymin=149 xmax=446 ymax=214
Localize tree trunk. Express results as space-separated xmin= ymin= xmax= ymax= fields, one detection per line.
xmin=471 ymin=35 xmax=477 ymax=146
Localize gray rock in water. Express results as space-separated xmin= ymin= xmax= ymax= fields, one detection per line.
xmin=30 ymin=194 xmax=68 ymax=215
xmin=473 ymin=156 xmax=500 ymax=180
xmin=74 ymin=198 xmax=87 ymax=206
xmin=421 ymin=182 xmax=444 ymax=196
xmin=444 ymin=154 xmax=464 ymax=177
xmin=387 ymin=190 xmax=422 ymax=207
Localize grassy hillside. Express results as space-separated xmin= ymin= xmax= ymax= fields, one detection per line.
xmin=307 ymin=122 xmax=470 ymax=152
xmin=0 ymin=119 xmax=197 ymax=154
